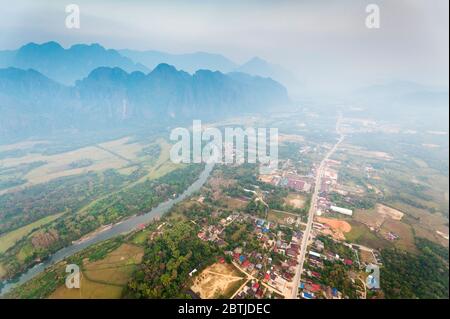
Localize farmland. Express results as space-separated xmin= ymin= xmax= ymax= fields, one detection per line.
xmin=49 ymin=244 xmax=144 ymax=299
xmin=0 ymin=136 xmax=164 ymax=195
xmin=0 ymin=134 xmax=204 ymax=283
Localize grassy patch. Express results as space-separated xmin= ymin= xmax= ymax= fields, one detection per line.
xmin=345 ymin=221 xmax=392 ymax=250
xmin=49 ymin=273 xmax=124 ymax=299
xmin=16 ymin=243 xmax=35 ymax=262
xmin=0 ymin=213 xmax=64 ymax=253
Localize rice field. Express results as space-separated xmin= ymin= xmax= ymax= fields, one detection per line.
xmin=0 ymin=136 xmax=164 ymax=194
xmin=49 ymin=244 xmax=143 ymax=299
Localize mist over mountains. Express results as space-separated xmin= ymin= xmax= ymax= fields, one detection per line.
xmin=1 ymin=41 xmax=447 ymax=142
xmin=0 ymin=42 xmax=149 ymax=85
xmin=351 ymin=81 xmax=449 ymax=131
xmin=0 ymin=53 xmax=290 ymax=142
xmin=119 ymin=49 xmax=237 ymax=74
xmin=119 ymin=49 xmax=298 ymax=90
xmin=0 ymin=42 xmax=298 ymax=90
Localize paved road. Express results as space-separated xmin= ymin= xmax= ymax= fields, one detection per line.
xmin=289 ymin=116 xmax=344 ymax=299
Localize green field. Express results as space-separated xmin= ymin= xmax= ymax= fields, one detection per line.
xmin=345 ymin=221 xmax=392 ymax=250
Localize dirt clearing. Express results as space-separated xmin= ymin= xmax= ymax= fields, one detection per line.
xmin=316 ymin=217 xmax=352 ymax=240
xmin=191 ymin=262 xmax=245 ymax=299
xmin=285 ymin=193 xmax=306 ymax=209
xmin=376 ymin=204 xmax=404 ymax=221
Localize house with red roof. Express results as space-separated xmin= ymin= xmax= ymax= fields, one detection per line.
xmin=344 ymin=259 xmax=353 ymax=266
xmin=310 ymin=283 xmax=321 ymax=292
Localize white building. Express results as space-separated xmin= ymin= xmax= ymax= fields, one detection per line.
xmin=330 ymin=205 xmax=353 ymax=216
xmin=309 ymin=251 xmax=322 ymax=258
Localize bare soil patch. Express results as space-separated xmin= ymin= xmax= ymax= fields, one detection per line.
xmin=316 ymin=217 xmax=352 ymax=240
xmin=376 ymin=204 xmax=404 ymax=221
xmin=191 ymin=263 xmax=245 ymax=299
xmin=285 ymin=193 xmax=306 ymax=209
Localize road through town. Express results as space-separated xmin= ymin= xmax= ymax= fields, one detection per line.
xmin=289 ymin=116 xmax=344 ymax=299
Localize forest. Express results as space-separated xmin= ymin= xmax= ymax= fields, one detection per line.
xmin=380 ymin=238 xmax=449 ymax=299
xmin=124 ymin=222 xmax=217 ymax=298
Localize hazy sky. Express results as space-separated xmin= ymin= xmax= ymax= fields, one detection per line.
xmin=0 ymin=0 xmax=448 ymax=93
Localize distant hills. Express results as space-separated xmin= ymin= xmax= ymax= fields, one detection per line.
xmin=119 ymin=49 xmax=238 ymax=74
xmin=0 ymin=64 xmax=290 ymax=141
xmin=355 ymin=81 xmax=449 ymax=112
xmin=351 ymin=81 xmax=449 ymax=131
xmin=0 ymin=42 xmax=298 ymax=90
xmin=0 ymin=42 xmax=148 ymax=85
xmin=120 ymin=49 xmax=298 ymax=92
xmin=235 ymin=57 xmax=298 ymax=91
xmin=75 ymin=63 xmax=289 ymax=119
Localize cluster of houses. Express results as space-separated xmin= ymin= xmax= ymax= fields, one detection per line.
xmin=196 ymin=213 xmax=241 ymax=247
xmin=229 ymin=247 xmax=266 ymax=274
xmin=318 ymin=160 xmax=340 ymax=194
xmin=219 ymin=215 xmax=305 ymax=294
xmin=260 ymin=174 xmax=312 ymax=193
xmin=235 ymin=280 xmax=271 ymax=299
xmin=312 ymin=160 xmax=356 ymax=217
xmin=316 ymin=195 xmax=354 ymax=217
xmin=297 ymin=237 xmax=359 ymax=299
xmin=299 ymin=281 xmax=343 ymax=299
xmin=258 ymin=159 xmax=313 ymax=193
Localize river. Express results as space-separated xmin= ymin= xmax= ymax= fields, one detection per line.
xmin=0 ymin=162 xmax=214 ymax=296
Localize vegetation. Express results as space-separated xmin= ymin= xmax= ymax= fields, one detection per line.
xmin=328 ymin=192 xmax=376 ymax=210
xmin=317 ymin=235 xmax=355 ymax=261
xmin=0 ymin=169 xmax=145 ymax=235
xmin=0 ymin=161 xmax=47 ymax=191
xmin=0 ymin=164 xmax=203 ymax=281
xmin=5 ymin=237 xmax=126 ymax=299
xmin=5 ymin=267 xmax=66 ymax=299
xmin=0 ymin=213 xmax=64 ymax=253
xmin=313 ymin=260 xmax=358 ymax=299
xmin=125 ymin=222 xmax=217 ymax=298
xmin=381 ymin=238 xmax=449 ymax=299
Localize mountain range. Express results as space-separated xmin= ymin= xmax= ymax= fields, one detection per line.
xmin=0 ymin=42 xmax=298 ymax=90
xmin=0 ymin=42 xmax=148 ymax=85
xmin=118 ymin=49 xmax=298 ymax=89
xmin=0 ymin=63 xmax=290 ymax=141
xmin=118 ymin=49 xmax=237 ymax=74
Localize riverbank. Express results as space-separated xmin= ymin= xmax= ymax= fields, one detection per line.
xmin=0 ymin=163 xmax=214 ymax=296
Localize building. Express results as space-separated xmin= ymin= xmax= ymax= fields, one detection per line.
xmin=330 ymin=205 xmax=353 ymax=216
xmin=301 ymin=292 xmax=314 ymax=299
xmin=286 ymin=178 xmax=311 ymax=192
xmin=314 ymin=240 xmax=324 ymax=251
xmin=189 ymin=269 xmax=198 ymax=277
xmin=309 ymin=251 xmax=322 ymax=258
